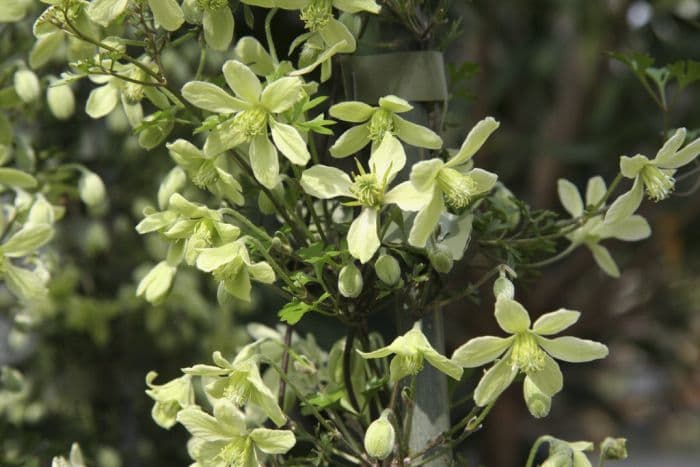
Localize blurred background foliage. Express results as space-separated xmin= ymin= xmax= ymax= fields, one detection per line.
xmin=1 ymin=0 xmax=699 ymax=466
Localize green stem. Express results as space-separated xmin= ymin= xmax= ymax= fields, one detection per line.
xmin=521 ymin=243 xmax=577 ymax=269
xmin=265 ymin=9 xmax=279 ymax=65
xmin=221 ymin=207 xmax=273 ymax=242
xmin=525 ymin=435 xmax=553 ymax=467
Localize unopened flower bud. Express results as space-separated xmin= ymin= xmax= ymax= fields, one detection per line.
xmin=600 ymin=437 xmax=628 ymax=460
xmin=375 ymin=254 xmax=400 ymax=286
xmin=493 ymin=274 xmax=514 ymax=300
xmin=338 ymin=263 xmax=363 ymax=298
xmin=78 ymin=170 xmax=107 ymax=208
xmin=428 ymin=244 xmax=453 ymax=273
xmin=364 ymin=412 xmax=395 ymax=460
xmin=14 ymin=69 xmax=40 ymax=103
xmin=47 ymin=83 xmax=75 ymax=120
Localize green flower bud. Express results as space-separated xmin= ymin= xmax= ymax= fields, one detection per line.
xmin=374 ymin=254 xmax=400 ymax=286
xmin=338 ymin=263 xmax=363 ymax=298
xmin=364 ymin=413 xmax=395 ymax=460
xmin=78 ymin=170 xmax=107 ymax=208
xmin=493 ymin=274 xmax=514 ymax=300
xmin=600 ymin=437 xmax=628 ymax=460
xmin=428 ymin=244 xmax=453 ymax=273
xmin=47 ymin=83 xmax=75 ymax=120
xmin=523 ymin=377 xmax=551 ymax=418
xmin=14 ymin=68 xmax=40 ymax=103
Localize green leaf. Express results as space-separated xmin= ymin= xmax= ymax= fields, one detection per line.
xmin=278 ymin=300 xmax=312 ymax=325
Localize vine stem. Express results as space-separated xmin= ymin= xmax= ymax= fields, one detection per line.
xmin=342 ymin=329 xmax=362 ymax=413
xmin=521 ymin=243 xmax=577 ymax=268
xmin=221 ymin=207 xmax=273 ymax=243
xmin=265 ymin=9 xmax=279 ymax=65
xmin=277 ymin=325 xmax=293 ymax=407
xmin=525 ymin=435 xmax=554 ymax=467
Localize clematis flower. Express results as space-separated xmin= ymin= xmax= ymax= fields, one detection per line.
xmin=539 ymin=438 xmax=595 ymax=467
xmin=182 ymin=60 xmax=309 ymax=188
xmin=177 ymin=400 xmax=295 ymax=466
xmin=357 ymin=321 xmax=463 ymax=384
xmin=300 ymin=133 xmax=406 ymax=263
xmin=605 ymin=127 xmax=700 ymax=224
xmin=145 ymin=371 xmax=194 ymax=429
xmin=389 ymin=117 xmax=499 ymax=248
xmin=167 ymin=139 xmax=244 ymax=205
xmin=0 ymin=222 xmax=54 ymax=302
xmin=452 ymin=286 xmax=608 ymax=416
xmin=195 ymin=239 xmax=276 ymax=302
xmin=87 ymin=0 xmax=184 ymax=31
xmin=183 ymin=348 xmax=286 ymax=426
xmin=557 ymin=176 xmax=651 ymax=278
xmin=329 ymin=95 xmax=442 ymax=158
xmin=136 ymin=193 xmax=240 ymax=265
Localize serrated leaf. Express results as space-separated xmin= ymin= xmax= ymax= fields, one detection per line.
xmin=278 ymin=300 xmax=312 ymax=325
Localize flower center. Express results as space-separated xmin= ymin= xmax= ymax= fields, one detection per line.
xmin=367 ymin=109 xmax=395 ymax=142
xmin=122 ymin=68 xmax=146 ymax=104
xmin=196 ymin=0 xmax=229 ymax=10
xmin=223 ymin=366 xmax=253 ymax=406
xmin=219 ymin=437 xmax=253 ymax=467
xmin=192 ymin=160 xmax=219 ymax=189
xmin=510 ymin=333 xmax=546 ymax=373
xmin=233 ymin=107 xmax=268 ymax=139
xmin=300 ymin=0 xmax=333 ymax=31
xmin=436 ymin=167 xmax=478 ymax=209
xmin=213 ymin=256 xmax=244 ymax=284
xmin=640 ymin=165 xmax=675 ymax=201
xmin=397 ymin=352 xmax=424 ymax=376
xmin=351 ymin=173 xmax=383 ymax=207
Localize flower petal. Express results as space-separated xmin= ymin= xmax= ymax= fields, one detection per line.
xmin=378 ymin=95 xmax=412 ymax=113
xmin=600 ymin=214 xmax=651 ymax=241
xmin=410 ymin=159 xmax=444 ymax=191
xmin=334 ymin=0 xmax=381 ymax=14
xmin=452 ymin=336 xmax=514 ymax=368
xmin=261 ymin=77 xmax=303 ymax=113
xmin=329 ymin=124 xmax=370 ymax=158
xmin=222 ymin=60 xmax=262 ymax=103
xmin=494 ymin=298 xmax=531 ymax=334
xmin=585 ymin=175 xmax=607 ymax=206
xmin=202 ymin=7 xmax=234 ymax=52
xmin=557 ymin=179 xmax=583 ymax=217
xmin=619 ymin=154 xmax=649 ymax=178
xmin=181 ymin=81 xmax=249 ymax=114
xmin=663 ymin=136 xmax=700 ymax=169
xmin=446 ymin=117 xmax=499 ymax=167
xmin=369 ymin=133 xmax=405 ymax=183
xmin=270 ymin=119 xmax=310 ymax=165
xmin=587 ymin=243 xmax=620 ymax=278
xmin=250 ymin=134 xmax=280 ymax=189
xmin=654 ymin=127 xmax=686 ymax=165
xmin=203 ymin=119 xmax=247 ymax=157
xmin=348 ymin=208 xmax=380 ymax=263
xmin=329 ymin=101 xmax=375 ymax=122
xmin=603 ymin=177 xmax=643 ymax=224
xmin=469 ymin=168 xmax=498 ymax=194
xmin=532 ymin=309 xmax=580 ymax=336
xmin=526 ymin=353 xmax=563 ymax=396
xmin=423 ymin=347 xmax=463 ymax=381
xmin=176 ymin=407 xmax=233 ymax=441
xmin=87 ymin=0 xmax=128 ymax=27
xmin=319 ymin=18 xmax=356 ymax=53
xmin=537 ymin=336 xmax=609 ymax=363
xmin=85 ymin=84 xmax=119 ymax=118
xmin=384 ymin=181 xmax=433 ymax=211
xmin=249 ymin=428 xmax=296 ymax=454
xmin=523 ymin=375 xmax=551 ymax=418
xmin=147 ymin=0 xmax=185 ymax=31
xmin=195 ymin=243 xmax=240 ymax=272
xmin=234 ymin=37 xmax=275 ymax=76
xmin=407 ymin=190 xmax=443 ymax=248
xmin=393 ymin=115 xmax=442 ymax=149
xmin=473 ymin=356 xmax=518 ymax=407
xmin=300 ymin=165 xmax=353 ymax=199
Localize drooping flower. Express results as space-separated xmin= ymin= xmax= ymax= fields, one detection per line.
xmin=538 ymin=438 xmax=595 ymax=467
xmin=167 ymin=139 xmax=244 ymax=205
xmin=389 ymin=117 xmax=500 ymax=247
xmin=195 ymin=239 xmax=276 ymax=302
xmin=452 ymin=281 xmax=608 ymax=417
xmin=300 ymin=133 xmax=406 ymax=263
xmin=87 ymin=0 xmax=184 ymax=31
xmin=605 ymin=127 xmax=700 ymax=224
xmin=357 ymin=321 xmax=463 ymax=384
xmin=183 ymin=0 xmax=235 ymax=51
xmin=329 ymin=95 xmax=442 ymax=157
xmin=177 ymin=400 xmax=295 ymax=466
xmin=145 ymin=371 xmax=194 ymax=429
xmin=0 ymin=222 xmax=54 ymax=302
xmin=183 ymin=348 xmax=286 ymax=426
xmin=182 ymin=60 xmax=309 ymax=188
xmin=557 ymin=176 xmax=651 ymax=278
